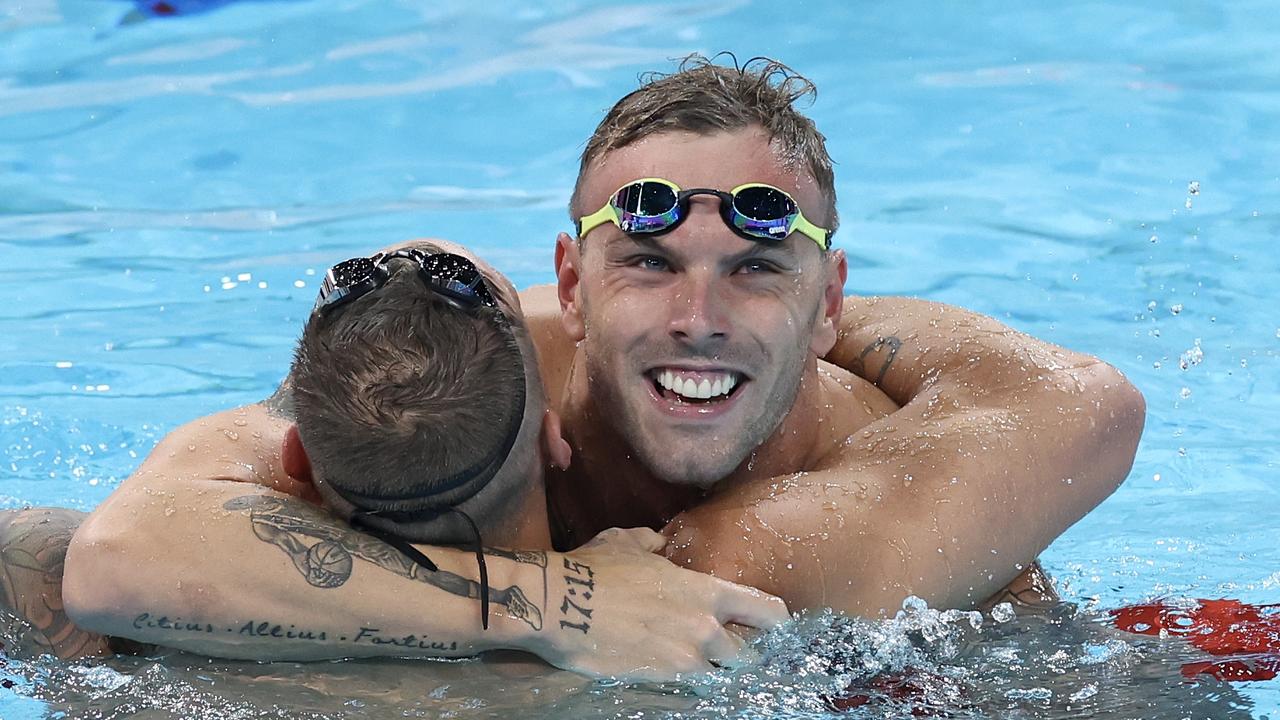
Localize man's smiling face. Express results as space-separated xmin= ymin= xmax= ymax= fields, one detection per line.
xmin=558 ymin=127 xmax=847 ymax=487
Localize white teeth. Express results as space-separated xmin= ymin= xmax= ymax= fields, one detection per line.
xmin=654 ymin=369 xmax=741 ymax=400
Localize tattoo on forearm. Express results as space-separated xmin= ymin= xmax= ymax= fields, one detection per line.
xmin=558 ymin=556 xmax=594 ymax=634
xmin=0 ymin=509 xmax=111 ymax=660
xmin=223 ymin=495 xmax=545 ymax=631
xmin=853 ymin=336 xmax=902 ymax=386
xmin=130 ymin=611 xmax=461 ymax=652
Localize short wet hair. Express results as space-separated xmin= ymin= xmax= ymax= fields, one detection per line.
xmin=290 ymin=257 xmax=526 ymax=537
xmin=573 ymin=53 xmax=838 ymax=232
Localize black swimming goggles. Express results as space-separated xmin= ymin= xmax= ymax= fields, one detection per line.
xmin=575 ymin=177 xmax=832 ymax=250
xmin=313 ymin=248 xmax=500 ymax=315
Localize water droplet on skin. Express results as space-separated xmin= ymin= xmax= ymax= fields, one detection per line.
xmin=232 ymin=418 xmax=248 ymax=427
xmin=223 ymin=430 xmax=239 ymax=441
xmin=186 ymin=444 xmax=197 ymax=452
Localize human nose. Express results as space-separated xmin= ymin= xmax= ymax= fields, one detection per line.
xmin=666 ymin=270 xmax=730 ymax=350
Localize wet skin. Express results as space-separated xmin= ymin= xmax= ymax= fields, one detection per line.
xmin=534 ymin=127 xmax=898 ymax=568
xmin=523 ymin=127 xmax=1137 ymax=613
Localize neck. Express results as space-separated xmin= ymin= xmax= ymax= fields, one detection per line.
xmin=546 ymin=350 xmax=825 ymax=548
xmin=491 ymin=469 xmax=554 ymax=550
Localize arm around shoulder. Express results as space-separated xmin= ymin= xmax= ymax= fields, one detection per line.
xmin=667 ymin=296 xmax=1146 ymax=614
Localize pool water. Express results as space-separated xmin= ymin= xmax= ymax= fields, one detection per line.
xmin=2 ymin=0 xmax=1278 ymax=717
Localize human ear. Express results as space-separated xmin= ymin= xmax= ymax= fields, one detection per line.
xmin=281 ymin=425 xmax=315 ymax=485
xmin=555 ymin=232 xmax=587 ymax=342
xmin=809 ymin=249 xmax=848 ymax=357
xmin=540 ymin=409 xmax=573 ymax=470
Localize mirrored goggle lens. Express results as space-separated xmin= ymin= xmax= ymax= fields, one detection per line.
xmin=731 ymin=186 xmax=798 ymax=240
xmin=732 ymin=186 xmax=797 ymax=221
xmin=330 ymin=256 xmax=379 ymax=287
xmin=612 ymin=182 xmax=680 ymax=233
xmin=421 ymin=253 xmax=497 ymax=308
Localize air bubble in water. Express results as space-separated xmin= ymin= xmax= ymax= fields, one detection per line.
xmin=1178 ymin=340 xmax=1203 ymax=370
xmin=1146 ymin=301 xmax=1157 ymax=312
xmin=1188 ymin=181 xmax=1200 ymax=195
xmin=1170 ymin=303 xmax=1183 ymax=315
xmin=1149 ymin=234 xmax=1159 ymax=243
xmin=1070 ymin=684 xmax=1099 ymax=702
xmin=1185 ymin=198 xmax=1193 ymax=209
xmin=1179 ymin=387 xmax=1192 ymax=399
xmin=991 ymin=602 xmax=1015 ymax=623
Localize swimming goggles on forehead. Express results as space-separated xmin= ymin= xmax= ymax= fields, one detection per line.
xmin=575 ymin=177 xmax=833 ymax=251
xmin=313 ymin=248 xmax=500 ymax=315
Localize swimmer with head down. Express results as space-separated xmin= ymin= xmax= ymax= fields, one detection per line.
xmin=2 ymin=239 xmax=786 ymax=678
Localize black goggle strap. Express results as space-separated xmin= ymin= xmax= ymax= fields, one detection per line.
xmin=350 ymin=507 xmax=490 ymax=630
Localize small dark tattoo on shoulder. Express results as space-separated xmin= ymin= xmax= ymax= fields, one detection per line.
xmin=857 ymin=335 xmax=902 ymax=385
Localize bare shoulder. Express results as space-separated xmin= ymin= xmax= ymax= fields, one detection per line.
xmin=128 ymin=403 xmax=290 ymax=488
xmin=518 ymin=284 xmax=575 ymax=409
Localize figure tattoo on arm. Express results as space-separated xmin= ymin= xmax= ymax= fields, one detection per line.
xmin=223 ymin=495 xmax=546 ymax=630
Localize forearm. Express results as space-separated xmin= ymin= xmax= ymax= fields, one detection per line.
xmin=63 ymin=479 xmax=545 ymax=661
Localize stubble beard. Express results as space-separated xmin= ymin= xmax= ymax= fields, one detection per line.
xmin=582 ymin=335 xmax=810 ymax=490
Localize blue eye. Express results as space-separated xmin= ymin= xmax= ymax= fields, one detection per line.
xmin=736 ymin=260 xmax=780 ymax=274
xmin=635 ymin=256 xmax=669 ymax=271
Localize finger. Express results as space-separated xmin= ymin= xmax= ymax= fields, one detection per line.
xmin=702 ymin=627 xmax=748 ymax=670
xmin=714 ymin=581 xmax=792 ymax=629
xmin=627 ymin=527 xmax=668 ymax=553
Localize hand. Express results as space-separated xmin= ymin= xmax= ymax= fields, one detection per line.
xmin=533 ymin=527 xmax=790 ymax=680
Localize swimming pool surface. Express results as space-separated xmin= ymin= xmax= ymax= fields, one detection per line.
xmin=2 ymin=0 xmax=1278 ymax=717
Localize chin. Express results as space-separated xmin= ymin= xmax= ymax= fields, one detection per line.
xmin=634 ymin=439 xmax=743 ymax=489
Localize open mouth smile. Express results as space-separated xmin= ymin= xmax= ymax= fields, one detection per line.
xmin=648 ymin=368 xmax=747 ymax=406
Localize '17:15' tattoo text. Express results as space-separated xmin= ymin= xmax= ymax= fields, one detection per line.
xmin=559 ymin=557 xmax=594 ymax=634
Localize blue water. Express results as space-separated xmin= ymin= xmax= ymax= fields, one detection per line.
xmin=2 ymin=0 xmax=1278 ymax=717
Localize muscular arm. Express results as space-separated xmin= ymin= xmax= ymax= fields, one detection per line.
xmin=0 ymin=508 xmax=111 ymax=659
xmin=666 ymin=295 xmax=1144 ymax=614
xmin=63 ymin=404 xmax=786 ymax=676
